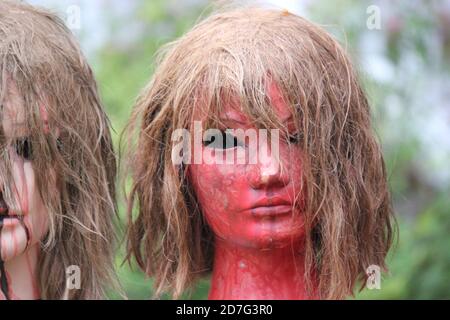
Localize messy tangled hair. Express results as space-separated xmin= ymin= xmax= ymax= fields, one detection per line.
xmin=0 ymin=1 xmax=117 ymax=299
xmin=125 ymin=6 xmax=396 ymax=299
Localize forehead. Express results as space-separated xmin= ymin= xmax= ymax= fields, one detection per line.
xmin=192 ymin=80 xmax=293 ymax=125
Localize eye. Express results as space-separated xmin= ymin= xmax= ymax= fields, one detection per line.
xmin=288 ymin=132 xmax=301 ymax=144
xmin=56 ymin=137 xmax=63 ymax=152
xmin=13 ymin=137 xmax=33 ymax=160
xmin=204 ymin=130 xmax=242 ymax=149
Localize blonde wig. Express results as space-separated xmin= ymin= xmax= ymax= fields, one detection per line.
xmin=0 ymin=1 xmax=117 ymax=299
xmin=125 ymin=6 xmax=396 ymax=299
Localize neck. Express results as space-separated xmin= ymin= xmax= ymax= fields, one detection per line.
xmin=209 ymin=238 xmax=317 ymax=300
xmin=0 ymin=244 xmax=40 ymax=300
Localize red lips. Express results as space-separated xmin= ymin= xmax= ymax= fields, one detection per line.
xmin=246 ymin=196 xmax=294 ymax=217
xmin=250 ymin=196 xmax=292 ymax=208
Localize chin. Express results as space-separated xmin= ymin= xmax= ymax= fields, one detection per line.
xmin=0 ymin=214 xmax=34 ymax=260
xmin=0 ymin=233 xmax=28 ymax=262
xmin=253 ymin=232 xmax=305 ymax=250
xmin=228 ymin=228 xmax=305 ymax=250
xmin=250 ymin=217 xmax=305 ymax=248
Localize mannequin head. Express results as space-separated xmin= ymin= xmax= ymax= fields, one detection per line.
xmin=126 ymin=7 xmax=395 ymax=299
xmin=187 ymin=80 xmax=306 ymax=250
xmin=0 ymin=1 xmax=116 ymax=299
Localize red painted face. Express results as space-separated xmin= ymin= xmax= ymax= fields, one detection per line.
xmin=188 ymin=83 xmax=306 ymax=249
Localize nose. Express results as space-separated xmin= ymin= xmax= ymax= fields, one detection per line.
xmin=247 ymin=144 xmax=289 ymax=189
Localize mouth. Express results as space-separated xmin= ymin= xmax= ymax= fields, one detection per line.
xmin=246 ymin=197 xmax=294 ymax=217
xmin=248 ymin=205 xmax=293 ymax=217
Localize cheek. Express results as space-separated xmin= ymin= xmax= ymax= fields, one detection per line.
xmin=188 ymin=160 xmax=250 ymax=235
xmin=189 ymin=163 xmax=239 ymax=212
xmin=286 ymin=147 xmax=305 ymax=199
